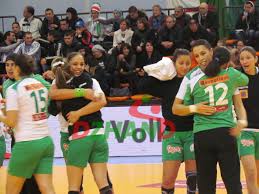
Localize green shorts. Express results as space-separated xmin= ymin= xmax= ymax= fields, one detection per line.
xmin=8 ymin=136 xmax=54 ymax=178
xmin=0 ymin=135 xmax=6 ymax=166
xmin=162 ymin=131 xmax=195 ymax=161
xmin=60 ymin=132 xmax=70 ymax=160
xmin=66 ymin=134 xmax=109 ymax=168
xmin=240 ymin=130 xmax=259 ymax=159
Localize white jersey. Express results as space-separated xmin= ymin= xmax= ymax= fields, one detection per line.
xmin=6 ymin=77 xmax=50 ymax=142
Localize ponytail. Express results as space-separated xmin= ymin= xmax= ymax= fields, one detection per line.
xmin=205 ymin=47 xmax=230 ymax=77
xmin=55 ymin=66 xmax=72 ymax=89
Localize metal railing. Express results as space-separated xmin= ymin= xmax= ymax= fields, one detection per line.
xmin=0 ymin=16 xmax=17 ymax=32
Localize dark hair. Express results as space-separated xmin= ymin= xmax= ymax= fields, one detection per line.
xmin=137 ymin=18 xmax=149 ymax=29
xmin=6 ymin=53 xmax=18 ymax=63
xmin=191 ymin=39 xmax=212 ymax=51
xmin=3 ymin=31 xmax=13 ymax=40
xmin=67 ymin=52 xmax=84 ymax=64
xmin=14 ymin=54 xmax=33 ymax=76
xmin=205 ymin=47 xmax=230 ymax=77
xmin=45 ymin=8 xmax=53 ymax=13
xmin=172 ymin=49 xmax=190 ymax=63
xmin=60 ymin=19 xmax=68 ymax=23
xmin=55 ymin=52 xmax=83 ymax=88
xmin=26 ymin=6 xmax=35 ymax=16
xmin=66 ymin=7 xmax=78 ymax=20
xmin=239 ymin=46 xmax=256 ymax=58
xmin=23 ymin=31 xmax=32 ymax=38
xmin=120 ymin=43 xmax=133 ymax=58
xmin=128 ymin=6 xmax=138 ymax=13
xmin=12 ymin=22 xmax=20 ymax=26
xmin=64 ymin=30 xmax=75 ymax=37
xmin=119 ymin=19 xmax=129 ymax=27
xmin=48 ymin=30 xmax=59 ymax=39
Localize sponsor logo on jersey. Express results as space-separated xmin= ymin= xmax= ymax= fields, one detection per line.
xmin=32 ymin=112 xmax=47 ymax=121
xmin=167 ymin=145 xmax=182 ymax=154
xmin=199 ymin=74 xmax=229 ymax=87
xmin=25 ymin=83 xmax=44 ymax=91
xmin=241 ymin=139 xmax=255 ymax=147
xmin=215 ymin=105 xmax=228 ymax=112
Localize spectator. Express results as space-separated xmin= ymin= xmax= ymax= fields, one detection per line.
xmin=19 ymin=6 xmax=42 ymax=39
xmin=66 ymin=7 xmax=84 ymax=30
xmin=87 ymin=3 xmax=110 ymax=44
xmin=12 ymin=22 xmax=24 ymax=39
xmin=131 ymin=18 xmax=155 ymax=54
xmin=148 ymin=4 xmax=166 ymax=32
xmin=14 ymin=32 xmax=41 ymax=73
xmin=58 ymin=19 xmax=69 ymax=38
xmin=75 ymin=20 xmax=93 ymax=54
xmin=60 ymin=30 xmax=81 ymax=57
xmin=126 ymin=6 xmax=148 ymax=31
xmin=113 ymin=19 xmax=134 ymax=48
xmin=236 ymin=40 xmax=245 ymax=51
xmin=136 ymin=40 xmax=162 ymax=73
xmin=158 ymin=15 xmax=182 ymax=56
xmin=96 ymin=9 xmax=123 ymax=36
xmin=40 ymin=30 xmax=62 ymax=72
xmin=41 ymin=8 xmax=60 ymax=39
xmin=0 ymin=31 xmax=22 ymax=62
xmin=88 ymin=45 xmax=114 ymax=95
xmin=182 ymin=19 xmax=211 ymax=50
xmin=235 ymin=1 xmax=259 ymax=47
xmin=174 ymin=6 xmax=191 ymax=28
xmin=113 ymin=43 xmax=137 ymax=93
xmin=193 ymin=2 xmax=219 ymax=45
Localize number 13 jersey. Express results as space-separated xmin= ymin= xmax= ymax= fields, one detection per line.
xmin=6 ymin=77 xmax=49 ymax=142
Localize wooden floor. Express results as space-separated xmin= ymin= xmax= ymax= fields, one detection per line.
xmin=0 ymin=163 xmax=248 ymax=194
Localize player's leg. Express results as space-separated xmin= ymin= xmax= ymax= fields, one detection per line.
xmin=162 ymin=131 xmax=182 ymax=194
xmin=240 ymin=131 xmax=259 ymax=194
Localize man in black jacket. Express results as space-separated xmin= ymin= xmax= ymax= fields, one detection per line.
xmin=125 ymin=6 xmax=148 ymax=31
xmin=60 ymin=30 xmax=81 ymax=57
xmin=158 ymin=15 xmax=182 ymax=56
xmin=193 ymin=2 xmax=219 ymax=46
xmin=41 ymin=8 xmax=60 ymax=40
xmin=182 ymin=19 xmax=211 ymax=50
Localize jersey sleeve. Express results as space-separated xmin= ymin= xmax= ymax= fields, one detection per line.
xmin=34 ymin=74 xmax=51 ymax=90
xmin=183 ymin=83 xmax=193 ymax=105
xmin=6 ymin=87 xmax=18 ymax=111
xmin=229 ymin=68 xmax=249 ymax=88
xmin=176 ymin=76 xmax=189 ymax=100
xmin=92 ymin=78 xmax=105 ymax=95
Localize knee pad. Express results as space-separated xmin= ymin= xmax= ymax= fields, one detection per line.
xmin=161 ymin=187 xmax=174 ymax=194
xmin=99 ymin=186 xmax=113 ymax=194
xmin=186 ymin=171 xmax=197 ymax=194
xmin=68 ymin=191 xmax=80 ymax=194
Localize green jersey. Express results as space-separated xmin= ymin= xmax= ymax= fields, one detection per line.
xmin=182 ymin=67 xmax=248 ymax=133
xmin=3 ymin=74 xmax=51 ymax=97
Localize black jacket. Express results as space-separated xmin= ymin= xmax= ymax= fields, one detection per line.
xmin=236 ymin=10 xmax=259 ymax=31
xmin=193 ymin=11 xmax=219 ymax=33
xmin=138 ymin=76 xmax=193 ymax=132
xmin=41 ymin=15 xmax=60 ymax=39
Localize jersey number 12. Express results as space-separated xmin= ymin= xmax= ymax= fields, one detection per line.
xmin=204 ymin=83 xmax=228 ymax=106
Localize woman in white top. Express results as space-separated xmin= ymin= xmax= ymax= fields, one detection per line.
xmin=0 ymin=54 xmax=55 ymax=194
